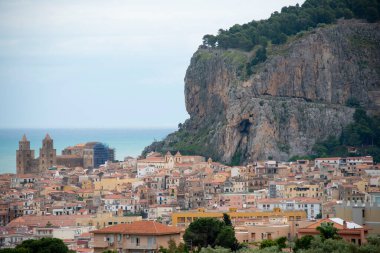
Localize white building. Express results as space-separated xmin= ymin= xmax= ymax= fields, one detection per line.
xmin=256 ymin=197 xmax=322 ymax=219
xmin=137 ymin=166 xmax=157 ymax=178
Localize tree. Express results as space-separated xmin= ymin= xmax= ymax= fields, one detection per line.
xmin=159 ymin=239 xmax=188 ymax=253
xmin=316 ymin=222 xmax=340 ymax=240
xmin=294 ymin=235 xmax=314 ymax=252
xmin=183 ymin=217 xmax=240 ymax=251
xmin=275 ymin=237 xmax=287 ymax=250
xmin=12 ymin=238 xmax=69 ymax=253
xmin=260 ymin=239 xmax=277 ymax=249
xmin=300 ymin=237 xmax=355 ymax=253
xmin=199 ymin=246 xmax=231 ymax=253
xmin=215 ymin=226 xmax=240 ymax=251
xmin=183 ymin=218 xmax=225 ymax=249
xmin=223 ymin=213 xmax=232 ymax=226
xmin=0 ymin=249 xmax=29 ymax=253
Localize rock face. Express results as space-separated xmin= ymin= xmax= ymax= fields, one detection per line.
xmin=144 ymin=20 xmax=380 ymax=163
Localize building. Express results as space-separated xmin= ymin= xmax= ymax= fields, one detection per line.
xmin=298 ymin=217 xmax=368 ymax=245
xmin=334 ymin=201 xmax=380 ymax=234
xmin=16 ymin=135 xmax=35 ymax=175
xmin=171 ymin=208 xmax=307 ymax=227
xmin=75 ymin=213 xmax=142 ymax=230
xmin=60 ymin=142 xmax=115 ymax=169
xmin=39 ymin=134 xmax=57 ymax=171
xmin=137 ymin=152 xmax=205 ymax=172
xmin=16 ymin=134 xmax=57 ymax=175
xmin=256 ymin=198 xmax=322 ymax=220
xmin=92 ymin=220 xmax=181 ymax=253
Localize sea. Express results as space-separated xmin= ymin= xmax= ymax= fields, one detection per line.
xmin=0 ymin=128 xmax=174 ymax=174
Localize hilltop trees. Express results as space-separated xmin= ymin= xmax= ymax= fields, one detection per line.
xmin=202 ymin=0 xmax=380 ymax=53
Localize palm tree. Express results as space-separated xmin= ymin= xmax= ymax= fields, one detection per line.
xmin=316 ymin=222 xmax=340 ymax=240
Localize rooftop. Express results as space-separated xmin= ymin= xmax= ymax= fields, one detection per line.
xmin=92 ymin=220 xmax=180 ymax=235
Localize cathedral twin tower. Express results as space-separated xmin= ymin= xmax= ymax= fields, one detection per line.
xmin=16 ymin=134 xmax=56 ymax=175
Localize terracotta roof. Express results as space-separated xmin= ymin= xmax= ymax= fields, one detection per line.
xmin=92 ymin=221 xmax=180 ymax=235
xmin=7 ymin=214 xmax=91 ymax=228
xmin=138 ymin=157 xmax=165 ymax=163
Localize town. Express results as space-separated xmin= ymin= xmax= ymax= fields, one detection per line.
xmin=0 ymin=134 xmax=379 ymax=252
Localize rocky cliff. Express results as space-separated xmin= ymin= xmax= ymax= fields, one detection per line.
xmin=144 ymin=20 xmax=380 ymax=163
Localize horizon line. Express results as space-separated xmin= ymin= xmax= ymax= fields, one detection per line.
xmin=0 ymin=126 xmax=177 ymax=130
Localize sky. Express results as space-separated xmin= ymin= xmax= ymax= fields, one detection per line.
xmin=0 ymin=0 xmax=303 ymax=129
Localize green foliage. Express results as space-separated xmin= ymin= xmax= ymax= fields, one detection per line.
xmin=202 ymin=0 xmax=380 ymax=52
xmin=184 ymin=218 xmax=226 ymax=249
xmin=0 ymin=249 xmax=29 ymax=253
xmin=260 ymin=239 xmax=277 ymax=249
xmin=288 ymin=155 xmax=316 ymax=162
xmin=300 ymin=237 xmax=354 ymax=253
xmin=275 ymin=237 xmax=287 ymax=250
xmin=196 ymin=235 xmax=380 ymax=253
xmin=215 ymin=226 xmax=240 ymax=251
xmin=346 ymin=97 xmax=361 ymax=108
xmin=0 ymin=238 xmax=70 ymax=253
xmin=223 ymin=213 xmax=233 ymax=226
xmin=159 ymin=239 xmax=188 ymax=253
xmin=316 ymin=222 xmax=340 ymax=240
xmin=294 ymin=235 xmax=315 ymax=252
xmin=201 ymin=0 xmax=380 ymax=79
xmin=199 ymin=246 xmax=232 ymax=253
xmin=230 ymin=151 xmax=242 ymax=166
xmin=311 ymin=109 xmax=380 ymax=162
xmin=184 ymin=217 xmax=240 ymax=251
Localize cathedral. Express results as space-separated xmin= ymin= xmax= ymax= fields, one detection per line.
xmin=16 ymin=134 xmax=56 ymax=175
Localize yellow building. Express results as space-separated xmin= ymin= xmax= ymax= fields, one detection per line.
xmin=285 ymin=183 xmax=323 ymax=198
xmin=77 ymin=189 xmax=94 ymax=199
xmin=171 ymin=208 xmax=307 ymax=227
xmin=94 ymin=177 xmax=142 ymax=195
xmin=81 ymin=179 xmax=93 ymax=190
xmin=76 ymin=212 xmax=142 ymax=229
xmin=353 ymin=179 xmax=368 ymax=193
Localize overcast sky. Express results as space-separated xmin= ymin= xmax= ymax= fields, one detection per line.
xmin=0 ymin=0 xmax=303 ymax=128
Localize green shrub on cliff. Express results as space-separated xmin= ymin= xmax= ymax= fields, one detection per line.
xmin=202 ymin=0 xmax=380 ymax=52
xmin=312 ymin=108 xmax=380 ymax=162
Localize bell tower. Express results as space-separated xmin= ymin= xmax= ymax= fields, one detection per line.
xmin=39 ymin=134 xmax=56 ymax=172
xmin=16 ymin=134 xmax=35 ymax=175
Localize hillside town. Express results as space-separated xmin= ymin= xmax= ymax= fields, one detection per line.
xmin=0 ymin=134 xmax=379 ymax=252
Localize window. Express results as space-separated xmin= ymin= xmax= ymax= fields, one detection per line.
xmin=148 ymin=236 xmax=156 ymax=245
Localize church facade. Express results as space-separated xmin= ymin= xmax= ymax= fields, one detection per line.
xmin=16 ymin=134 xmax=57 ymax=175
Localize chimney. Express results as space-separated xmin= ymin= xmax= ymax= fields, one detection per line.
xmin=343 ymin=220 xmax=347 ymax=229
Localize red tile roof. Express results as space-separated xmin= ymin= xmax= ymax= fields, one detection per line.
xmin=92 ymin=221 xmax=180 ymax=235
